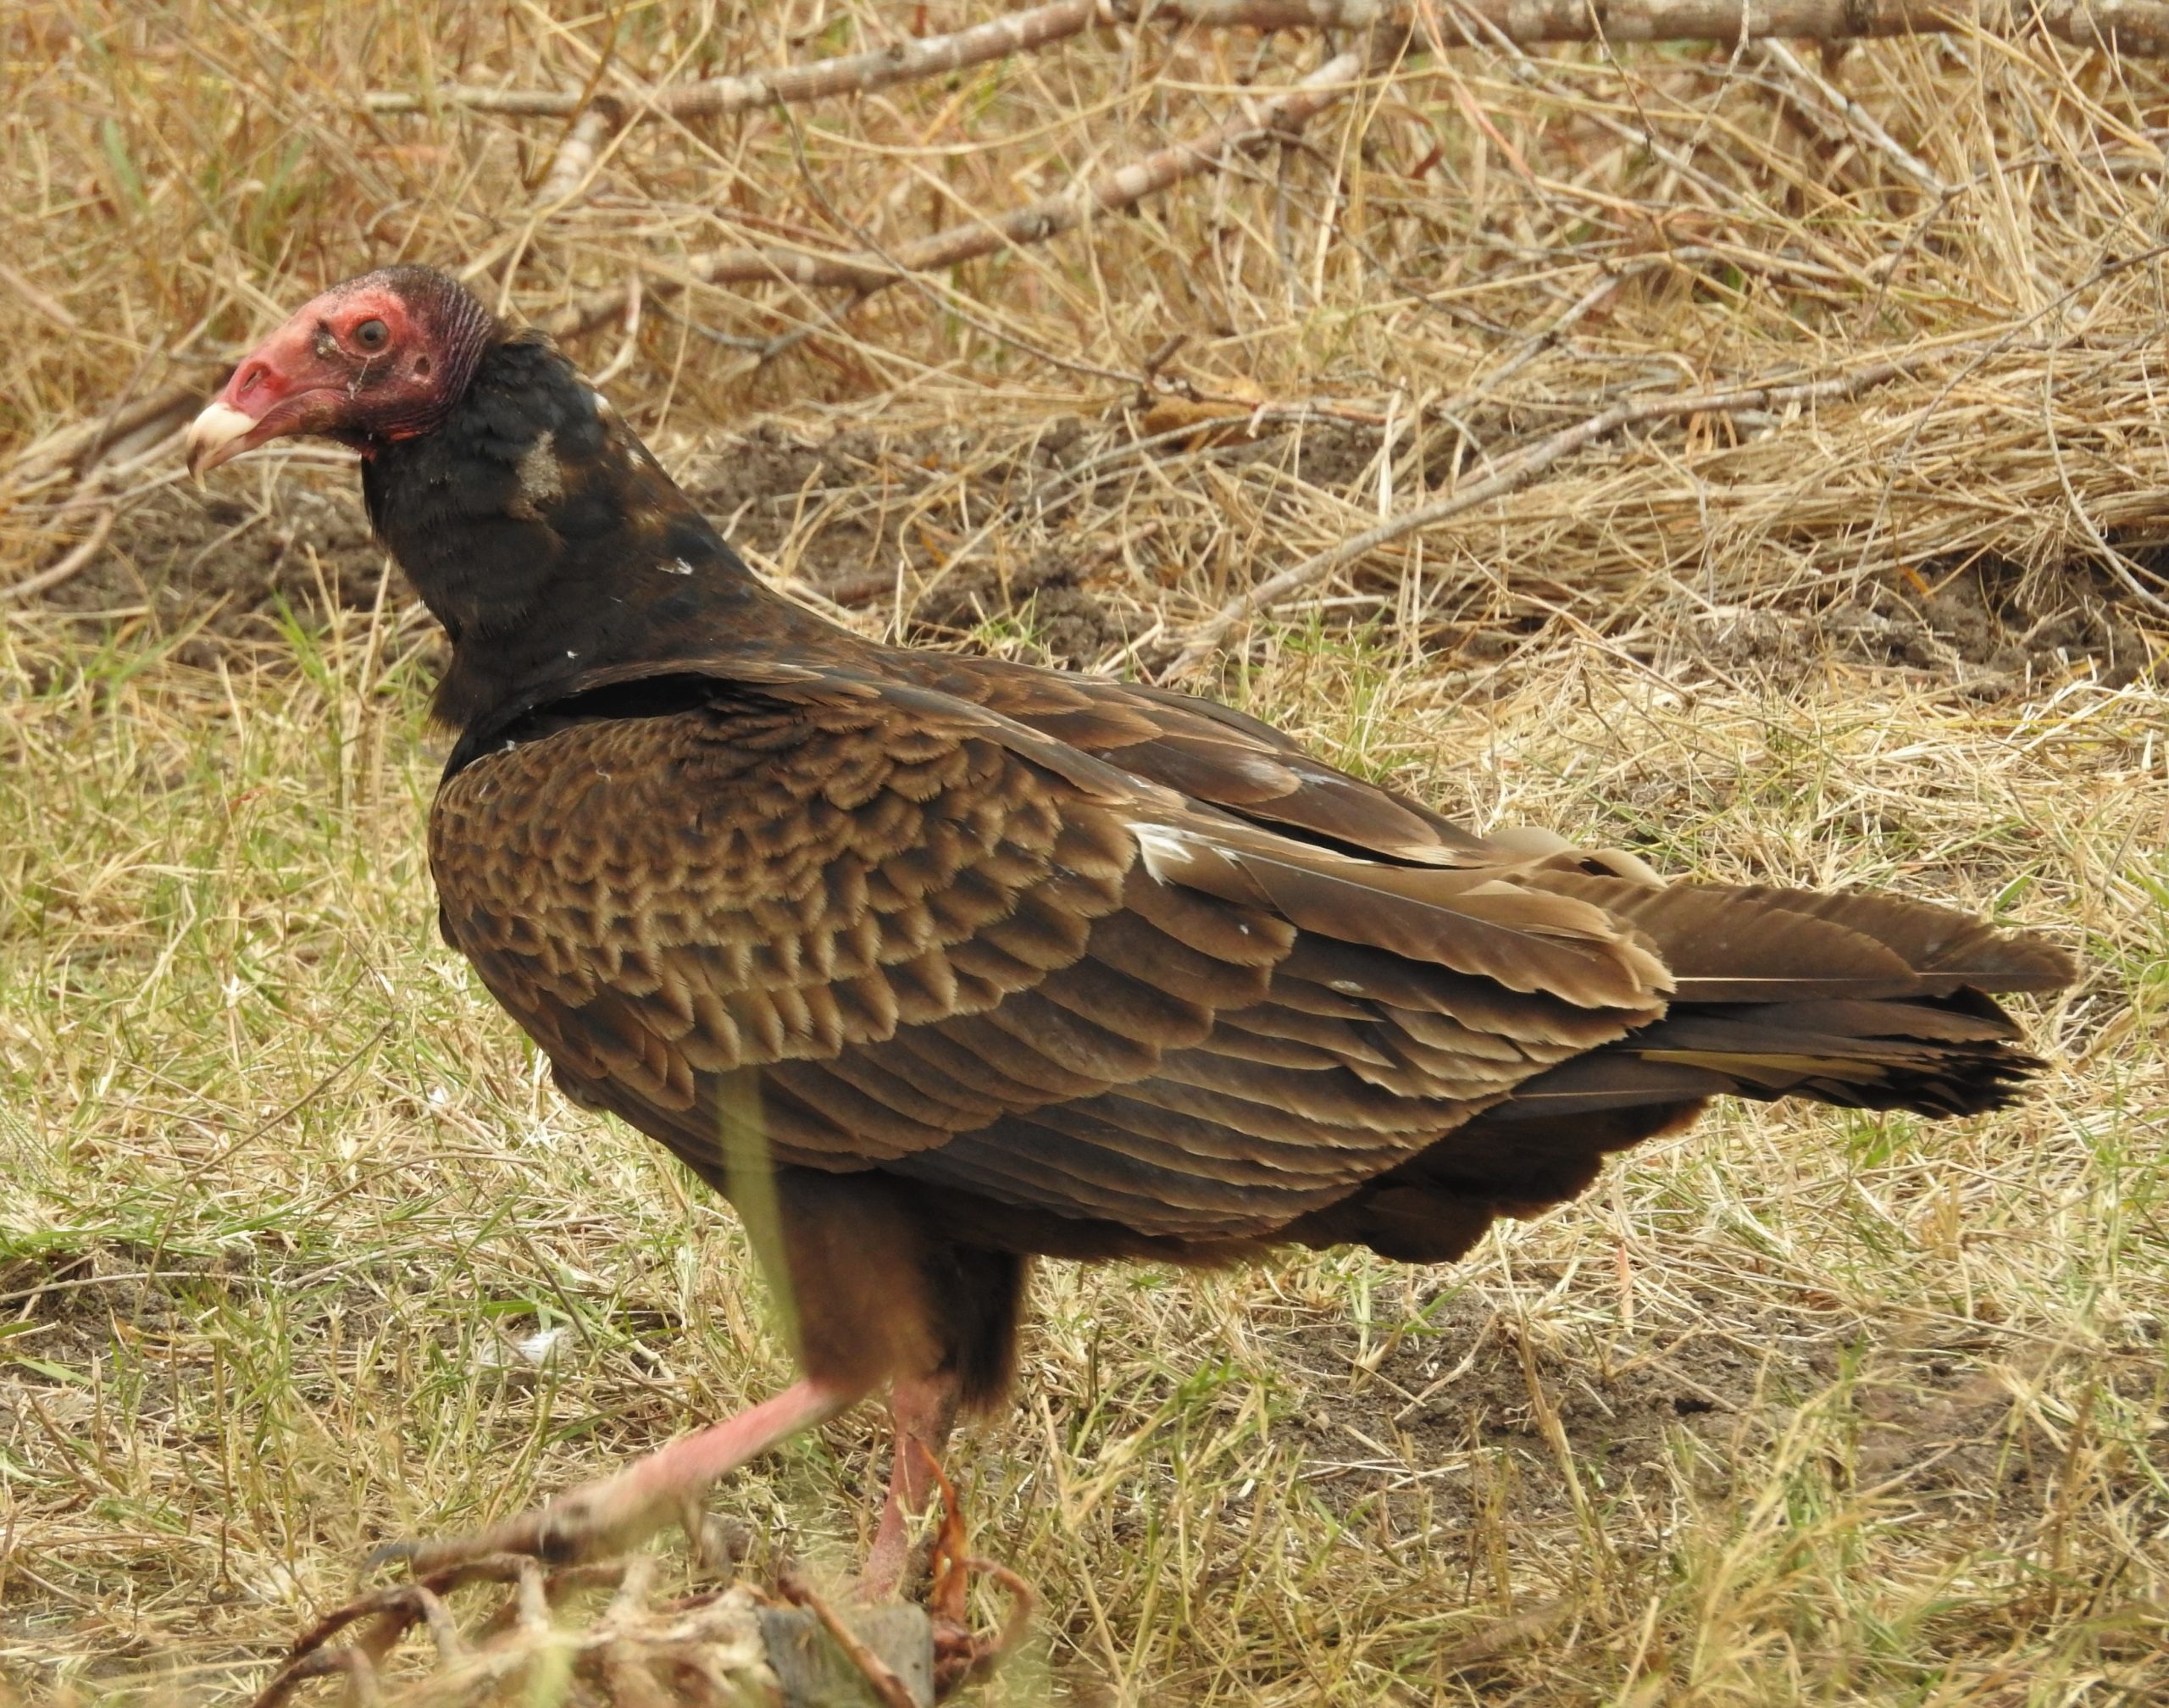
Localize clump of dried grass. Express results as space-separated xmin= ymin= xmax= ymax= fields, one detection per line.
xmin=1 ymin=4 xmax=2164 ymax=1706
xmin=7 ymin=3 xmax=2169 ymax=664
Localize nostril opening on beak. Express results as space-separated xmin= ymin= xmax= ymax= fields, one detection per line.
xmin=238 ymin=364 xmax=263 ymax=396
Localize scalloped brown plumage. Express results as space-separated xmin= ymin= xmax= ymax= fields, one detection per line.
xmin=191 ymin=268 xmax=2076 ymax=1594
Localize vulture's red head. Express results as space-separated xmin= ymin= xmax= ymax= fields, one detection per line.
xmin=181 ymin=264 xmax=820 ymax=730
xmin=186 ymin=267 xmax=497 ymax=477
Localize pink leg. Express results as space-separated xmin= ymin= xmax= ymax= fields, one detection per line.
xmin=374 ymin=1377 xmax=860 ymax=1576
xmin=857 ymin=1370 xmax=962 ymax=1602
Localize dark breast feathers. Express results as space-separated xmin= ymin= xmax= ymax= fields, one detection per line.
xmin=430 ymin=659 xmax=2066 ymax=1268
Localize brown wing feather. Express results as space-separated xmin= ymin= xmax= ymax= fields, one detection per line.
xmin=430 ymin=671 xmax=1680 ymax=1241
xmin=434 ymin=688 xmax=1130 ymax=1162
xmin=901 ymin=652 xmax=1490 ymax=863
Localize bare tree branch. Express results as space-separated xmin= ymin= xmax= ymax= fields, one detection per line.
xmin=366 ymin=0 xmax=2169 ymax=126
xmin=369 ymin=0 xmax=1106 ymax=121
xmin=1426 ymin=0 xmax=2169 ymax=53
xmin=532 ymin=103 xmax=621 ymax=208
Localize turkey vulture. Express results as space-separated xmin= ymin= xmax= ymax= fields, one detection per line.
xmin=187 ymin=267 xmax=2073 ymax=1589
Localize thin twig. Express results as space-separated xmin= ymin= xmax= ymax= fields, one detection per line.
xmin=0 ymin=507 xmax=114 ymax=603
xmin=2039 ymin=361 xmax=2169 ymax=613
xmin=772 ymin=95 xmax=1143 ymax=386
xmin=368 ymin=0 xmax=1106 ymax=119
xmin=1754 ymin=39 xmax=1949 ymax=194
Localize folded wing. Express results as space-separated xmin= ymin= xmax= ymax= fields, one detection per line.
xmin=431 ymin=660 xmax=2070 ymax=1260
xmin=430 ymin=671 xmax=1675 ymax=1244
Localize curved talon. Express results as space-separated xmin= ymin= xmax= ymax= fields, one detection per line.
xmin=355 ymin=1489 xmax=680 ymax=1583
xmin=931 ymin=1558 xmax=1037 ymax=1701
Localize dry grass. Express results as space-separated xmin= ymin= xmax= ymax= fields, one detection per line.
xmin=2 ymin=3 xmax=2165 ymax=1705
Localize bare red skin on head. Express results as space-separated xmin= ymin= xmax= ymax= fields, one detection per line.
xmin=190 ymin=268 xmax=496 ymax=474
xmin=223 ymin=282 xmax=424 ymax=436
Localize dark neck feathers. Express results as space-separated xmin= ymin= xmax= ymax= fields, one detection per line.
xmin=362 ymin=332 xmax=848 ymax=734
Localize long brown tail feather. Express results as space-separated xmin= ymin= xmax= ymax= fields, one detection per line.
xmin=1285 ymin=876 xmax=2071 ymax=1263
xmin=1492 ymin=991 xmax=2043 ymax=1120
xmin=1521 ymin=869 xmax=2076 ymax=1000
xmin=1484 ymin=876 xmax=2068 ymax=1122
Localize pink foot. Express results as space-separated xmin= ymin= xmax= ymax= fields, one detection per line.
xmin=857 ymin=1371 xmax=962 ymax=1602
xmin=369 ymin=1378 xmax=858 ymax=1576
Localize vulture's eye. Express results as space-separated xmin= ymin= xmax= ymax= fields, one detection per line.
xmin=354 ymin=319 xmax=390 ymax=352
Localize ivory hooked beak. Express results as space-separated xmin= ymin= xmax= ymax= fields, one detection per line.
xmin=184 ymin=401 xmax=260 ymax=483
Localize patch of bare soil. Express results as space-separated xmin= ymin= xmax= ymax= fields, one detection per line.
xmin=1242 ymin=1277 xmax=2161 ymax=1555
xmin=1863 ymin=556 xmax=2150 ymax=687
xmin=1245 ymin=1285 xmax=1813 ymax=1545
xmin=1672 ymin=558 xmax=2150 ymax=690
xmin=65 ymin=470 xmax=388 ymax=645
